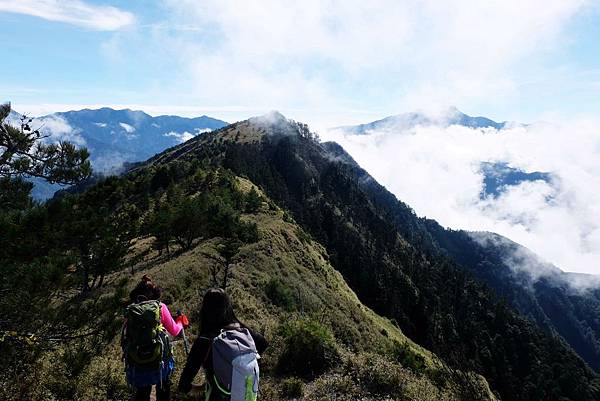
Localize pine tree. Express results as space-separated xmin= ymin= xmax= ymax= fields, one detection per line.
xmin=0 ymin=103 xmax=91 ymax=187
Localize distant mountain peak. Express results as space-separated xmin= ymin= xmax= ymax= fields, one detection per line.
xmin=245 ymin=111 xmax=309 ymax=139
xmin=335 ymin=107 xmax=508 ymax=134
xmin=249 ymin=110 xmax=288 ymax=126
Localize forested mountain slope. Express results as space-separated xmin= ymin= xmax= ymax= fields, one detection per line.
xmin=312 ymin=137 xmax=600 ymax=374
xmin=316 ymin=140 xmax=600 ymax=374
xmin=423 ymin=226 xmax=600 ymax=372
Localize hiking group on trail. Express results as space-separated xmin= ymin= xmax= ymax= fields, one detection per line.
xmin=121 ymin=276 xmax=268 ymax=401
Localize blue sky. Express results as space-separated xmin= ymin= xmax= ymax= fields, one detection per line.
xmin=2 ymin=1 xmax=600 ymax=274
xmin=2 ymin=0 xmax=600 ymax=126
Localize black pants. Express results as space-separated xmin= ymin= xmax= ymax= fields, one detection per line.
xmin=134 ymin=380 xmax=170 ymax=401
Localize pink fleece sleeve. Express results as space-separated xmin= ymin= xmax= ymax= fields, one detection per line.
xmin=160 ymin=302 xmax=183 ymax=337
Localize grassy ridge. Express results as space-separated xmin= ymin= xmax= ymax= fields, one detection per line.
xmin=3 ymin=175 xmax=495 ymax=401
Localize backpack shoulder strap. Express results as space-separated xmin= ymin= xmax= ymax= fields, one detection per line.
xmin=197 ymin=336 xmax=214 ymax=368
xmin=202 ymin=345 xmax=211 ymax=368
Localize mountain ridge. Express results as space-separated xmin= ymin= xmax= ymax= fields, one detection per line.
xmin=10 ymin=107 xmax=228 ymax=199
xmin=8 ymin=110 xmax=599 ymax=400
xmin=139 ymin=112 xmax=600 ymax=401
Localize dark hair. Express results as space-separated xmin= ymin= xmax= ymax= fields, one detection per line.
xmin=129 ymin=275 xmax=162 ymax=303
xmin=200 ymin=288 xmax=239 ymax=335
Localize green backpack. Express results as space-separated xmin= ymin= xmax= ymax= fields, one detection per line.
xmin=122 ymin=300 xmax=174 ymax=387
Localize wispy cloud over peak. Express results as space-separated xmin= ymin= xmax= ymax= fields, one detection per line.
xmin=0 ymin=0 xmax=135 ymax=31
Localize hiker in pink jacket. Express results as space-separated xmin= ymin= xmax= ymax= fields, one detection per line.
xmin=126 ymin=275 xmax=189 ymax=401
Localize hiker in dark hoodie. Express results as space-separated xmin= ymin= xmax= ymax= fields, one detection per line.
xmin=178 ymin=288 xmax=268 ymax=400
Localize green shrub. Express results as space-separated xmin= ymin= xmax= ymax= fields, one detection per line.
xmin=265 ymin=278 xmax=296 ymax=311
xmin=283 ymin=211 xmax=294 ymax=223
xmin=295 ymin=227 xmax=312 ymax=244
xmin=311 ymin=374 xmax=362 ymax=400
xmin=329 ymin=318 xmax=362 ymax=349
xmin=245 ymin=188 xmax=263 ymax=213
xmin=426 ymin=367 xmax=449 ymax=388
xmin=280 ymin=377 xmax=304 ymax=398
xmin=277 ymin=318 xmax=339 ymax=378
xmin=344 ymin=353 xmax=406 ymax=396
xmin=392 ymin=341 xmax=426 ymax=373
xmin=236 ymin=221 xmax=259 ymax=243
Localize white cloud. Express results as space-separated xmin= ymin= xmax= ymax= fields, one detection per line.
xmin=92 ymin=152 xmax=130 ymax=173
xmin=94 ymin=122 xmax=107 ymax=127
xmin=322 ymin=115 xmax=600 ymax=275
xmin=156 ymin=0 xmax=591 ymax=118
xmin=119 ymin=122 xmax=135 ymax=133
xmin=0 ymin=0 xmax=135 ymax=31
xmin=34 ymin=114 xmax=86 ymax=146
xmin=164 ymin=131 xmax=194 ymax=143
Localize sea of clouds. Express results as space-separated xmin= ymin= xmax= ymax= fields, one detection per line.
xmin=322 ymin=116 xmax=600 ymax=275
